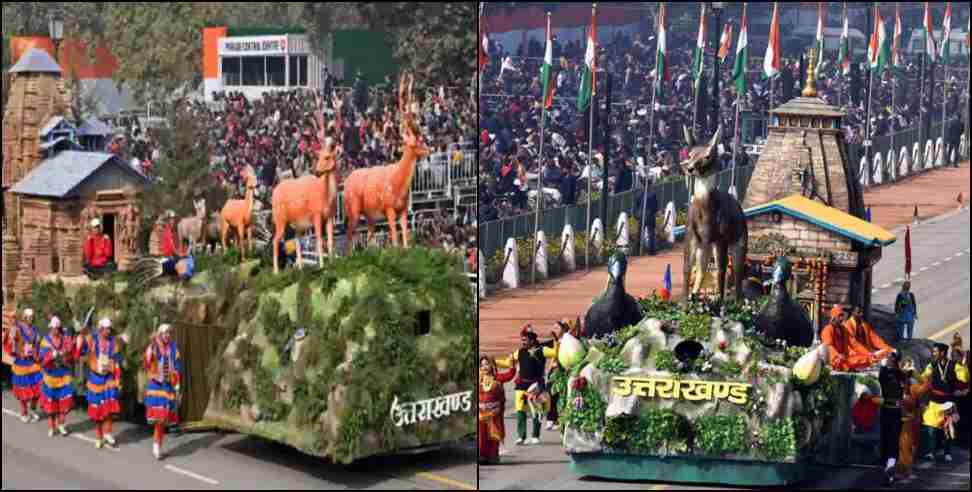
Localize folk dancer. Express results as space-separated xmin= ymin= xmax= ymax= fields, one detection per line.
xmin=39 ymin=316 xmax=74 ymax=437
xmin=949 ymin=335 xmax=969 ymax=440
xmin=897 ymin=357 xmax=930 ymax=480
xmin=876 ymin=352 xmax=906 ymax=485
xmin=820 ymin=305 xmax=873 ymax=372
xmin=920 ymin=342 xmax=969 ymax=463
xmin=76 ymin=318 xmax=124 ymax=449
xmin=144 ymin=324 xmax=182 ymax=460
xmin=5 ymin=308 xmax=42 ymax=423
xmin=479 ymin=355 xmax=515 ymax=465
xmin=496 ymin=325 xmax=558 ymax=445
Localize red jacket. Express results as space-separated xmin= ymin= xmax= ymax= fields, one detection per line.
xmin=160 ymin=224 xmax=178 ymax=257
xmin=83 ymin=234 xmax=113 ymax=267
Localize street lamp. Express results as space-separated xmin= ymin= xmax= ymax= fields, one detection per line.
xmin=48 ymin=9 xmax=64 ymax=64
xmin=711 ymin=2 xmax=725 ymax=138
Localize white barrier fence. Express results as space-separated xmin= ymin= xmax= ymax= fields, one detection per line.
xmin=860 ymin=134 xmax=967 ymax=190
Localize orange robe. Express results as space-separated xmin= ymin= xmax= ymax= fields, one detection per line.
xmin=820 ymin=322 xmax=874 ymax=372
xmin=846 ymin=317 xmax=894 ymax=355
xmin=898 ymin=378 xmax=931 ymax=475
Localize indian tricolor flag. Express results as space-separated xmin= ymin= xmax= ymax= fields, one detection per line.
xmin=892 ymin=3 xmax=903 ymax=69
xmin=867 ymin=5 xmax=889 ymax=73
xmin=655 ymin=3 xmax=669 ymax=98
xmin=577 ymin=5 xmax=597 ymax=112
xmin=940 ymin=2 xmax=952 ymax=64
xmin=839 ymin=3 xmax=851 ymax=76
xmin=924 ymin=2 xmax=937 ymax=62
xmin=814 ymin=2 xmax=825 ymax=78
xmin=541 ymin=13 xmax=555 ymax=110
xmin=693 ymin=3 xmax=707 ymax=95
xmin=718 ymin=23 xmax=733 ymax=62
xmin=732 ymin=3 xmax=749 ymax=95
xmin=763 ymin=2 xmax=780 ymax=79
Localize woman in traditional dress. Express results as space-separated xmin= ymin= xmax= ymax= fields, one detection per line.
xmin=479 ymin=355 xmax=515 ymax=465
xmin=76 ymin=318 xmax=124 ymax=449
xmin=6 ymin=308 xmax=42 ymax=423
xmin=39 ymin=316 xmax=74 ymax=437
xmin=144 ymin=323 xmax=182 ymax=460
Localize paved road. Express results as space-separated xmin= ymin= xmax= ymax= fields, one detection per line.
xmin=480 ymin=207 xmax=971 ymax=491
xmin=1 ymin=393 xmax=477 ymax=491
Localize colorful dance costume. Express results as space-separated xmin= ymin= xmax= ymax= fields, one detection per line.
xmin=497 ymin=341 xmax=558 ymax=443
xmin=479 ymin=359 xmax=515 ymax=464
xmin=39 ymin=331 xmax=75 ymax=433
xmin=7 ymin=321 xmax=43 ymax=419
xmin=77 ymin=330 xmax=123 ymax=445
xmin=144 ymin=339 xmax=182 ymax=428
xmin=920 ymin=358 xmax=968 ymax=459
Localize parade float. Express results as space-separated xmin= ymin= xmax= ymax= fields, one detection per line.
xmin=553 ymin=58 xmax=934 ymax=486
xmin=3 ymin=56 xmax=475 ymax=464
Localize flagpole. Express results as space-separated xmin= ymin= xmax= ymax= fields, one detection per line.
xmin=585 ymin=4 xmax=597 ymax=273
xmin=643 ymin=2 xmax=663 ymax=258
xmin=865 ymin=61 xmax=875 ymax=188
xmin=941 ymin=3 xmax=950 ymax=165
xmin=533 ymin=12 xmax=551 ymax=289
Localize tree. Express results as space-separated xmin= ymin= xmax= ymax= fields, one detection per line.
xmin=137 ymin=99 xmax=224 ymax=242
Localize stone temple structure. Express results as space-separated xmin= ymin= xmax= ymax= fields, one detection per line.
xmin=743 ymin=49 xmax=874 ymax=316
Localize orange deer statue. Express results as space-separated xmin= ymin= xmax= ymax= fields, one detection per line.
xmin=268 ymin=93 xmax=342 ymax=273
xmin=220 ymin=166 xmax=257 ymax=262
xmin=343 ymin=73 xmax=430 ymax=253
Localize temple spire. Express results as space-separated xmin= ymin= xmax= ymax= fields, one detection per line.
xmin=802 ymin=47 xmax=818 ymax=98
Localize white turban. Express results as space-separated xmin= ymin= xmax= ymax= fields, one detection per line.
xmin=158 ymin=324 xmax=173 ymax=336
xmin=90 ymin=218 xmax=102 ymax=229
xmin=49 ymin=317 xmax=61 ymax=328
xmin=99 ymin=318 xmax=112 ymax=329
xmin=23 ymin=308 xmax=34 ymax=318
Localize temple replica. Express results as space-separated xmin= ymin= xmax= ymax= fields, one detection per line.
xmin=555 ymin=51 xmax=905 ymax=486
xmin=2 ymin=49 xmax=146 ymax=341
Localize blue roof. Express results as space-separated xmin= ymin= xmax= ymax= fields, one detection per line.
xmin=10 ymin=151 xmax=147 ymax=199
xmin=39 ymin=116 xmax=75 ymax=137
xmin=9 ymin=48 xmax=62 ymax=74
xmin=39 ymin=137 xmax=82 ymax=151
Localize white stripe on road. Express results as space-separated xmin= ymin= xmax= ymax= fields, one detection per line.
xmin=920 ymin=267 xmax=929 ymax=272
xmin=933 ymin=262 xmax=942 ymax=267
xmin=4 ymin=407 xmax=119 ymax=453
xmin=164 ymin=465 xmax=220 ymax=486
xmin=944 ymin=257 xmax=953 ymax=262
xmin=957 ymin=252 xmax=965 ymax=257
xmin=881 ymin=284 xmax=892 ymax=289
xmin=895 ymin=278 xmax=905 ymax=284
xmin=72 ymin=433 xmax=121 ymax=453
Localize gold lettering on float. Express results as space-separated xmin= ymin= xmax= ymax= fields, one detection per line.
xmin=610 ymin=377 xmax=751 ymax=405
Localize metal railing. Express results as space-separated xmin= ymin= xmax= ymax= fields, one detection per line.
xmin=410 ymin=149 xmax=477 ymax=203
xmin=480 ymin=164 xmax=757 ymax=261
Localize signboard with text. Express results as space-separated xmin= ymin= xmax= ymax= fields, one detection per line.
xmin=218 ymin=36 xmax=288 ymax=56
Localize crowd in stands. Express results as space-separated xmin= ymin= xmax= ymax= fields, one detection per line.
xmin=106 ymin=72 xmax=477 ymax=254
xmin=479 ymin=14 xmax=968 ymax=222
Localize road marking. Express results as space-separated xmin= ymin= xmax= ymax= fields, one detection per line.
xmin=881 ymin=284 xmax=892 ymax=289
xmin=920 ymin=267 xmax=929 ymax=272
xmin=933 ymin=262 xmax=942 ymax=267
xmin=944 ymin=257 xmax=953 ymax=262
xmin=3 ymin=407 xmax=119 ymax=452
xmin=415 ymin=472 xmax=477 ymax=491
xmin=929 ymin=317 xmax=971 ymax=341
xmin=165 ymin=465 xmax=220 ymax=486
xmin=895 ymin=278 xmax=905 ymax=284
xmin=71 ymin=433 xmax=121 ymax=453
xmin=957 ymin=252 xmax=965 ymax=257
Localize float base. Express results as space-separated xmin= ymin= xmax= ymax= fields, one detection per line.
xmin=569 ymin=453 xmax=812 ymax=486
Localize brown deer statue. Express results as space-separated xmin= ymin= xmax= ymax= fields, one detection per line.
xmin=680 ymin=126 xmax=748 ymax=309
xmin=220 ymin=166 xmax=257 ymax=262
xmin=177 ymin=198 xmax=207 ymax=254
xmin=343 ymin=73 xmax=431 ymax=254
xmin=269 ymin=91 xmax=342 ymax=273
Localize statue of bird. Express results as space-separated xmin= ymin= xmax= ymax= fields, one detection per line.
xmin=584 ymin=251 xmax=643 ymax=339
